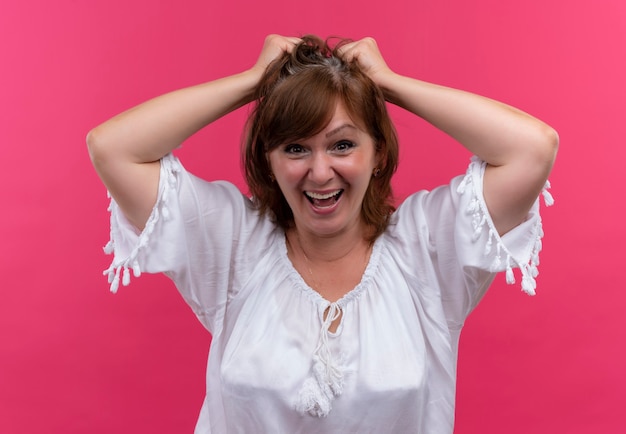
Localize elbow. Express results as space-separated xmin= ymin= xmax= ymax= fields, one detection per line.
xmin=86 ymin=125 xmax=113 ymax=168
xmin=543 ymin=124 xmax=559 ymax=160
xmin=86 ymin=126 xmax=100 ymax=159
xmin=530 ymin=123 xmax=559 ymax=172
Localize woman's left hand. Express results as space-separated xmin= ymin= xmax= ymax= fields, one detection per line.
xmin=337 ymin=37 xmax=394 ymax=87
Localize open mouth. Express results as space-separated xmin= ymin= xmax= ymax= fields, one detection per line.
xmin=304 ymin=189 xmax=344 ymax=208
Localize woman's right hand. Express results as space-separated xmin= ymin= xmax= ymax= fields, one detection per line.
xmin=250 ymin=34 xmax=301 ymax=76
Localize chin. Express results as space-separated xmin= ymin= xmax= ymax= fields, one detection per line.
xmin=301 ymin=216 xmax=360 ymax=238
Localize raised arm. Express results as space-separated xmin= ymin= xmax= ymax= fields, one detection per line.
xmin=87 ymin=35 xmax=300 ymax=229
xmin=340 ymin=38 xmax=559 ymax=235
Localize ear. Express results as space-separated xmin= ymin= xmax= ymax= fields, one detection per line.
xmin=375 ymin=140 xmax=387 ymax=170
xmin=265 ymin=149 xmax=273 ymax=168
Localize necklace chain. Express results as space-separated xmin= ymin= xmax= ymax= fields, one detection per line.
xmin=292 ymin=233 xmax=319 ymax=288
xmin=290 ymin=231 xmax=372 ymax=292
xmin=301 ymin=249 xmax=316 ymax=280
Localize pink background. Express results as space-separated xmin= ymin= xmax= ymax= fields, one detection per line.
xmin=1 ymin=0 xmax=625 ymax=432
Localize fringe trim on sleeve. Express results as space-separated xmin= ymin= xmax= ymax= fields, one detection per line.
xmin=102 ymin=155 xmax=180 ymax=293
xmin=456 ymin=157 xmax=554 ymax=296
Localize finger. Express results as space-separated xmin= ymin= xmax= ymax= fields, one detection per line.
xmin=337 ymin=38 xmax=376 ymax=63
xmin=282 ymin=36 xmax=302 ymax=53
xmin=336 ymin=40 xmax=359 ymax=61
xmin=255 ymin=35 xmax=301 ymax=69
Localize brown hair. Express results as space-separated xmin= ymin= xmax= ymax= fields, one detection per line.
xmin=243 ymin=35 xmax=399 ymax=241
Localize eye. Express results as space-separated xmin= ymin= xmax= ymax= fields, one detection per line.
xmin=333 ymin=140 xmax=356 ymax=153
xmin=284 ymin=144 xmax=306 ymax=155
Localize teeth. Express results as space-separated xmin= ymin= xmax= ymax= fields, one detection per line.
xmin=305 ymin=190 xmax=342 ymax=200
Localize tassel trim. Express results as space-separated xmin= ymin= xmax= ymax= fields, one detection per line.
xmin=102 ymin=155 xmax=180 ymax=293
xmin=294 ymin=303 xmax=345 ymax=417
xmin=457 ymin=157 xmax=554 ymax=296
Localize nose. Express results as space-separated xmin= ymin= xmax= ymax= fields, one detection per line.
xmin=308 ymin=152 xmax=334 ymax=185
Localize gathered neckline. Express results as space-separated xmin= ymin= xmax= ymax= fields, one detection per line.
xmin=278 ymin=231 xmax=384 ymax=309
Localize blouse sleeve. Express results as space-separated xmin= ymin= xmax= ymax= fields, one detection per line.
xmin=393 ymin=156 xmax=554 ymax=326
xmin=450 ymin=157 xmax=554 ymax=294
xmin=100 ymin=153 xmax=274 ymax=333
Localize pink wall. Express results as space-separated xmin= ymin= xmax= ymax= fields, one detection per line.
xmin=1 ymin=0 xmax=624 ymax=432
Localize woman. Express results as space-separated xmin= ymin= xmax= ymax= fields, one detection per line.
xmin=88 ymin=34 xmax=558 ymax=433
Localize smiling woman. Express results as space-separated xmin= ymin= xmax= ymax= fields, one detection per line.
xmin=244 ymin=36 xmax=399 ymax=242
xmin=87 ymin=34 xmax=557 ymax=433
xmin=268 ymin=101 xmax=379 ymax=240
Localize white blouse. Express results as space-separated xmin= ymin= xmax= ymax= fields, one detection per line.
xmin=102 ymin=153 xmax=551 ymax=434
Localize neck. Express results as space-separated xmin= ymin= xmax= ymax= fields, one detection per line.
xmin=289 ymin=222 xmax=371 ymax=263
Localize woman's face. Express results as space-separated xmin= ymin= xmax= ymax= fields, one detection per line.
xmin=268 ymin=100 xmax=378 ymax=238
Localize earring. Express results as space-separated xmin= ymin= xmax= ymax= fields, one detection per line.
xmin=372 ymin=168 xmax=381 ymax=178
xmin=269 ymin=172 xmax=276 ymax=182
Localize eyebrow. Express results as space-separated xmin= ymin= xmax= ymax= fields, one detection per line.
xmin=325 ymin=124 xmax=358 ymax=138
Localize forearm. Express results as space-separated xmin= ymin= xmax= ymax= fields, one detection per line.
xmin=377 ymin=73 xmax=558 ymax=168
xmin=87 ymin=68 xmax=261 ymax=163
